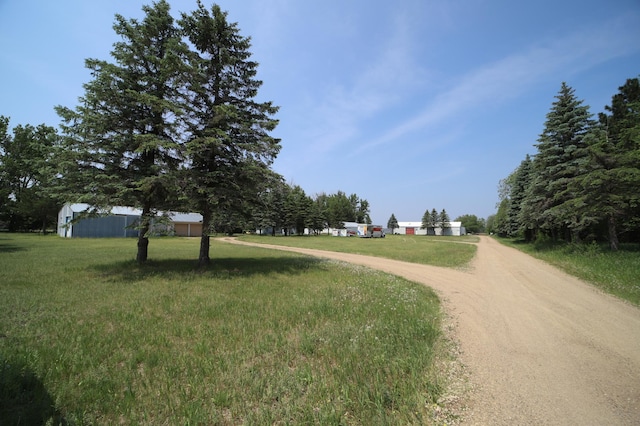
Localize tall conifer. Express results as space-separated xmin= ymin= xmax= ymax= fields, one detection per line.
xmin=521 ymin=82 xmax=594 ymax=242
xmin=56 ymin=1 xmax=187 ymax=262
xmin=179 ymin=2 xmax=280 ymax=265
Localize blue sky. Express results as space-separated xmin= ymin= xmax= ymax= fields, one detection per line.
xmin=1 ymin=1 xmax=639 ymax=223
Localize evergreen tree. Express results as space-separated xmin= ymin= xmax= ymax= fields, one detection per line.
xmin=506 ymin=155 xmax=533 ymax=239
xmin=284 ymin=185 xmax=311 ymax=235
xmin=254 ymin=175 xmax=287 ymax=235
xmin=179 ymin=2 xmax=280 ymax=264
xmin=421 ymin=209 xmax=430 ymax=231
xmin=387 ymin=213 xmax=398 ymax=233
xmin=429 ymin=208 xmax=439 ymax=235
xmin=56 ymin=0 xmax=187 ymax=262
xmin=0 ymin=116 xmax=10 ymax=225
xmin=326 ymin=191 xmax=354 ymax=228
xmin=439 ymin=209 xmax=450 ymax=235
xmin=572 ymin=77 xmax=640 ymax=249
xmin=521 ymin=82 xmax=594 ymax=242
xmin=307 ymin=196 xmax=327 ymax=235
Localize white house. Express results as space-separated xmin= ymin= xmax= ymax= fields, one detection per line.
xmin=58 ymin=203 xmax=203 ymax=238
xmin=394 ymin=221 xmax=465 ymax=236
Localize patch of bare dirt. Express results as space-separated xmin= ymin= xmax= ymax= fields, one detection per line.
xmin=221 ymin=236 xmax=640 ymax=425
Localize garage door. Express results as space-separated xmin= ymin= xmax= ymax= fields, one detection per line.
xmin=406 ymin=227 xmax=415 ymax=235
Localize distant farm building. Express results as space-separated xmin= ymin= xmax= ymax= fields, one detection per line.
xmin=394 ymin=221 xmax=465 ymax=236
xmin=58 ymin=203 xmax=203 ymax=238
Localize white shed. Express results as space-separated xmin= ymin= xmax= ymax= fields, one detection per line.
xmin=395 ymin=221 xmax=465 ymax=236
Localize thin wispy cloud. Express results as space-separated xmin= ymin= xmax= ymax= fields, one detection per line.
xmin=355 ymin=13 xmax=640 ymax=154
xmin=284 ymin=9 xmax=424 ymax=160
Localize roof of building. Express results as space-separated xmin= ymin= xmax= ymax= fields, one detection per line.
xmin=64 ymin=203 xmax=202 ymax=223
xmin=397 ymin=221 xmax=462 ymax=227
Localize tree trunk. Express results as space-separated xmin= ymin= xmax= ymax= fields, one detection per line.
xmin=608 ymin=216 xmax=619 ymax=251
xmin=136 ymin=234 xmax=149 ymax=263
xmin=198 ymin=208 xmax=211 ymax=267
xmin=136 ymin=207 xmax=151 ymax=263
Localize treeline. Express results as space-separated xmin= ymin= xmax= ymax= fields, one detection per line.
xmin=0 ymin=119 xmax=61 ymax=233
xmin=0 ymin=1 xmax=370 ymax=265
xmin=386 ymin=211 xmax=485 ymax=234
xmin=491 ymin=78 xmax=640 ymax=250
xmin=254 ymin=185 xmax=370 ymax=236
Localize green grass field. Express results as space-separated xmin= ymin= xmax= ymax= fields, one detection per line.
xmin=0 ymin=234 xmax=451 ymax=425
xmin=238 ymin=234 xmax=479 ymax=268
xmin=496 ymin=237 xmax=640 ymax=306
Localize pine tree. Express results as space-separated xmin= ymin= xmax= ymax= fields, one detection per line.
xmin=56 ymin=1 xmax=187 ymax=262
xmin=387 ymin=213 xmax=398 ymax=233
xmin=421 ymin=209 xmax=430 ymax=232
xmin=505 ymin=155 xmax=533 ymax=239
xmin=572 ymin=77 xmax=640 ymax=249
xmin=521 ymin=82 xmax=594 ymax=242
xmin=429 ymin=208 xmax=439 ymax=235
xmin=439 ymin=209 xmax=450 ymax=235
xmin=179 ymin=2 xmax=280 ymax=265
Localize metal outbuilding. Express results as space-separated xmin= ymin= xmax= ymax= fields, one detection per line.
xmin=58 ymin=203 xmax=203 ymax=238
xmin=395 ymin=221 xmax=465 ymax=236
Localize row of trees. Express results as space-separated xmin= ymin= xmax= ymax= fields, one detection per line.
xmin=253 ymin=184 xmax=371 ymax=236
xmin=0 ymin=1 xmax=372 ymax=265
xmin=0 ymin=116 xmax=370 ymax=239
xmin=421 ymin=208 xmax=450 ymax=234
xmin=386 ymin=211 xmax=485 ymax=234
xmin=491 ymin=78 xmax=640 ymax=250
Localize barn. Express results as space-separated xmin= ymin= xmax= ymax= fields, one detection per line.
xmin=395 ymin=221 xmax=465 ymax=236
xmin=58 ymin=203 xmax=203 ymax=238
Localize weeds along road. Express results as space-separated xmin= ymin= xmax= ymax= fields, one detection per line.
xmin=221 ymin=236 xmax=640 ymax=425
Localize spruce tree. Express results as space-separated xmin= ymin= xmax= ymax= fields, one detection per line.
xmin=439 ymin=209 xmax=450 ymax=235
xmin=421 ymin=209 xmax=430 ymax=232
xmin=387 ymin=213 xmax=398 ymax=233
xmin=573 ymin=77 xmax=640 ymax=249
xmin=506 ymin=155 xmax=533 ymax=239
xmin=179 ymin=2 xmax=280 ymax=265
xmin=429 ymin=208 xmax=439 ymax=235
xmin=521 ymin=82 xmax=594 ymax=242
xmin=56 ymin=1 xmax=187 ymax=262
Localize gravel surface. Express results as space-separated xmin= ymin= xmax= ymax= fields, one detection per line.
xmin=222 ymin=236 xmax=640 ymax=425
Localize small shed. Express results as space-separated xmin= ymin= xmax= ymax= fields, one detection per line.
xmin=171 ymin=212 xmax=203 ymax=237
xmin=58 ymin=203 xmax=203 ymax=238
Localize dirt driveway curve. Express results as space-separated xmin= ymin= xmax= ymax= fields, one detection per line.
xmin=222 ymin=236 xmax=640 ymax=425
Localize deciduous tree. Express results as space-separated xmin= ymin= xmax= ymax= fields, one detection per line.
xmin=0 ymin=118 xmax=63 ymax=232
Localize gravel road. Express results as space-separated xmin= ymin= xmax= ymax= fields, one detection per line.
xmin=222 ymin=236 xmax=640 ymax=425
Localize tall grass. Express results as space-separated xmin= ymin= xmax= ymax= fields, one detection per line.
xmin=238 ymin=234 xmax=478 ymax=268
xmin=497 ymin=237 xmax=640 ymax=306
xmin=0 ymin=234 xmax=448 ymax=424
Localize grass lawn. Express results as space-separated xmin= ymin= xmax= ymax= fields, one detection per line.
xmin=0 ymin=234 xmax=450 ymax=425
xmin=238 ymin=234 xmax=479 ymax=269
xmin=496 ymin=237 xmax=640 ymax=306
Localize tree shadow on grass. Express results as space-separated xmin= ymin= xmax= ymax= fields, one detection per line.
xmin=0 ymin=358 xmax=67 ymax=425
xmin=0 ymin=240 xmax=27 ymax=253
xmin=92 ymin=255 xmax=327 ymax=283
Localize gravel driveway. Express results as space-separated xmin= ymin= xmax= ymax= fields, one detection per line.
xmin=223 ymin=236 xmax=640 ymax=425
